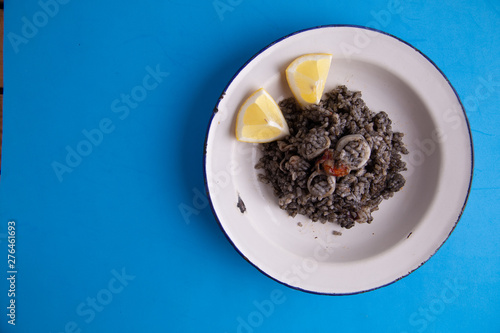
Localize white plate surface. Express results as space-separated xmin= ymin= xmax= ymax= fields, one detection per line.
xmin=204 ymin=26 xmax=473 ymax=294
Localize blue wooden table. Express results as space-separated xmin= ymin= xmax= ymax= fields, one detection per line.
xmin=0 ymin=1 xmax=499 ymax=332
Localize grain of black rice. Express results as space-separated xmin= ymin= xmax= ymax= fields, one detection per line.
xmin=255 ymin=85 xmax=409 ymax=229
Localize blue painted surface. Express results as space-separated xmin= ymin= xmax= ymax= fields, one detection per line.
xmin=0 ymin=0 xmax=498 ymax=332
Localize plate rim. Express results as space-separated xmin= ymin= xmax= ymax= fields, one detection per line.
xmin=203 ymin=24 xmax=474 ymax=295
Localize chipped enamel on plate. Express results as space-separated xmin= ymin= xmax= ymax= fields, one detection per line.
xmin=204 ymin=26 xmax=473 ymax=295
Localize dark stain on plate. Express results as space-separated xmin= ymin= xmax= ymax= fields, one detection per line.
xmin=214 ymin=92 xmax=226 ymax=114
xmin=332 ymin=230 xmax=342 ymax=236
xmin=237 ymin=194 xmax=246 ymax=213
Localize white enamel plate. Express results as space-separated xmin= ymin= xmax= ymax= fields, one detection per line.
xmin=204 ymin=26 xmax=473 ymax=294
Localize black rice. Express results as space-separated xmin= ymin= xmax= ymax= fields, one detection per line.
xmin=255 ymin=85 xmax=409 ymax=229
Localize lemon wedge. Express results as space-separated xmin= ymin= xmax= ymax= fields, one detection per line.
xmin=286 ymin=53 xmax=333 ymax=106
xmin=235 ymin=88 xmax=289 ymax=143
